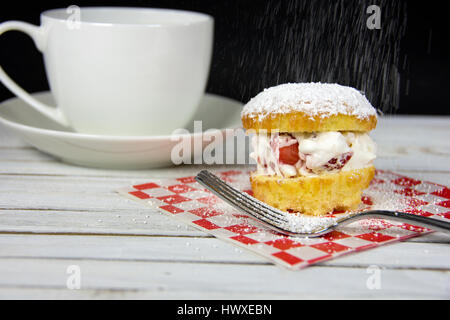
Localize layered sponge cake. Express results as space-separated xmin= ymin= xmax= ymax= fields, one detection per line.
xmin=242 ymin=83 xmax=378 ymax=216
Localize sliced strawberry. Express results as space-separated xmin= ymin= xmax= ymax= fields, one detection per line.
xmin=323 ymin=152 xmax=353 ymax=171
xmin=279 ymin=141 xmax=300 ymax=165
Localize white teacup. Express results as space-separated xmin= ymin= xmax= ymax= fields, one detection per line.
xmin=0 ymin=7 xmax=213 ymax=136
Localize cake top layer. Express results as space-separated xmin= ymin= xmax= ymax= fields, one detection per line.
xmin=242 ymin=83 xmax=377 ymax=121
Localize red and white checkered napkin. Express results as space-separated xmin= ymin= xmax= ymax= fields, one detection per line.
xmin=117 ymin=169 xmax=450 ymax=270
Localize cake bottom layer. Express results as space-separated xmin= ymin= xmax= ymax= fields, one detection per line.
xmin=250 ymin=166 xmax=375 ymax=216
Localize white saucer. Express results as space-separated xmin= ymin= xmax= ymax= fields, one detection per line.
xmin=0 ymin=92 xmax=243 ymax=169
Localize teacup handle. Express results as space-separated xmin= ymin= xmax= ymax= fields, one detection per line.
xmin=0 ymin=21 xmax=69 ymax=126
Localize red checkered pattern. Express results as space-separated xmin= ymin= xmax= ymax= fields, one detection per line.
xmin=118 ymin=169 xmax=450 ymax=270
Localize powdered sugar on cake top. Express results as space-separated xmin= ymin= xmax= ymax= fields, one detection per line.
xmin=242 ymin=83 xmax=377 ymax=120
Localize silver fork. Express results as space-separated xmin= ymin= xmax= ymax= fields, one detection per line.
xmin=195 ymin=170 xmax=450 ymax=237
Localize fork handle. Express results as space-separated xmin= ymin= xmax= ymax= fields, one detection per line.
xmin=341 ymin=211 xmax=450 ymax=234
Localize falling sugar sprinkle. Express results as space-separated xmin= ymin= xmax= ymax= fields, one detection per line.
xmin=221 ymin=0 xmax=407 ymax=114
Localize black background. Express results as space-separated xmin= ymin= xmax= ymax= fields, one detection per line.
xmin=0 ymin=0 xmax=448 ymax=115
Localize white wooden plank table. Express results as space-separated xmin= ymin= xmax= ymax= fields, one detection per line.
xmin=0 ymin=115 xmax=449 ymax=299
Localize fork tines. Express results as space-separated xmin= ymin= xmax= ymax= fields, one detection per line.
xmin=195 ymin=170 xmax=289 ymax=227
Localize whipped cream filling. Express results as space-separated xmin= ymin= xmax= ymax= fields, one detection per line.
xmin=250 ymin=131 xmax=376 ymax=177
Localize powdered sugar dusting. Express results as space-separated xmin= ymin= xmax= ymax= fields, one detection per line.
xmin=242 ymin=83 xmax=377 ymax=121
xmin=282 ymin=214 xmax=338 ymax=234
